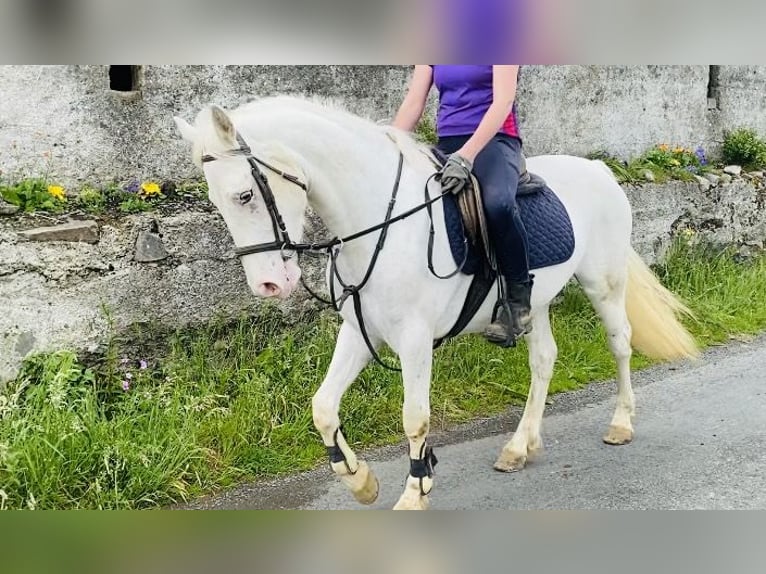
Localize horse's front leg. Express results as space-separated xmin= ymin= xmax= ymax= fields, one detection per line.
xmin=393 ymin=323 xmax=436 ymax=510
xmin=312 ymin=321 xmax=379 ymax=505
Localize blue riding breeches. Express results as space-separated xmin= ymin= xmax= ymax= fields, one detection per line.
xmin=437 ymin=133 xmax=531 ymax=283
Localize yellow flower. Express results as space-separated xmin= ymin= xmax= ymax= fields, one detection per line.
xmin=670 ymin=159 xmax=681 ymax=167
xmin=673 ymin=147 xmax=685 ymax=154
xmin=658 ymin=144 xmax=670 ymax=152
xmin=47 ymin=185 xmax=66 ymax=201
xmin=140 ymin=181 xmax=161 ymax=196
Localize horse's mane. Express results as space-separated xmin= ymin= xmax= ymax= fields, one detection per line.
xmin=192 ymin=94 xmax=438 ymax=175
xmin=236 ymin=94 xmax=380 ymax=131
xmin=264 ymin=95 xmax=439 ymax=174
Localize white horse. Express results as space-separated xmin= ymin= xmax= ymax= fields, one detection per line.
xmin=174 ymin=95 xmax=698 ymax=510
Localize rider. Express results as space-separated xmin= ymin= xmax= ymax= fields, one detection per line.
xmin=392 ymin=65 xmax=533 ymax=345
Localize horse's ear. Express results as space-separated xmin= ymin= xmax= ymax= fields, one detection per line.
xmin=173 ymin=116 xmax=198 ymax=144
xmin=210 ymin=105 xmax=236 ymax=144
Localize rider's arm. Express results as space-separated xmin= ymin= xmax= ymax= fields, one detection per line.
xmin=392 ymin=65 xmax=433 ymax=132
xmin=456 ymin=65 xmax=519 ymax=163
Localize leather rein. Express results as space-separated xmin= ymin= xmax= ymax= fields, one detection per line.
xmin=202 ymin=131 xmax=453 ymax=371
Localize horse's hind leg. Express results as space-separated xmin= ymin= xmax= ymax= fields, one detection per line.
xmin=495 ymin=306 xmax=557 ymax=472
xmin=312 ymin=321 xmax=379 ymax=505
xmin=579 ymin=271 xmax=635 ymax=445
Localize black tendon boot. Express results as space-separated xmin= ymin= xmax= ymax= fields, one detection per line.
xmin=484 ymin=276 xmax=534 ymax=347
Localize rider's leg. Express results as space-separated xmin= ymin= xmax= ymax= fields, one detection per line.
xmin=472 ymin=135 xmax=533 ymax=344
xmin=437 ymin=134 xmax=533 ymax=344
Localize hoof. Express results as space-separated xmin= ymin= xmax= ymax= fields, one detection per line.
xmin=342 ymin=461 xmax=380 ymax=505
xmin=393 ymin=494 xmax=430 ymax=511
xmin=493 ymin=450 xmax=528 ymax=473
xmin=603 ymin=425 xmax=634 ymax=445
xmin=527 ymin=436 xmax=544 ymax=460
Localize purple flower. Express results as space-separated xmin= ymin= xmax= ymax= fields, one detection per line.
xmin=125 ymin=372 xmax=133 ymax=380
xmin=139 ymin=359 xmax=148 ymax=370
xmin=124 ymin=180 xmax=140 ymax=193
xmin=122 ymin=379 xmax=130 ymax=391
xmin=695 ymin=146 xmax=708 ymax=166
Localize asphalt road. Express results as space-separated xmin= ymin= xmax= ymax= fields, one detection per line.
xmin=182 ymin=335 xmax=766 ymax=510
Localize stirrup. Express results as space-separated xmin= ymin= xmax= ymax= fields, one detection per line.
xmin=484 ymin=299 xmax=518 ymax=348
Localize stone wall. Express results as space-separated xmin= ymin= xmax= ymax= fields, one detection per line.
xmin=2 ymin=66 xmax=766 ymax=186
xmin=2 ymin=172 xmax=765 ymax=383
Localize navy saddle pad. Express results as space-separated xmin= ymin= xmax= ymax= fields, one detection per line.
xmin=442 ymin=182 xmax=576 ymax=275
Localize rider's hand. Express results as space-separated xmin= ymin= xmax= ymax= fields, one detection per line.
xmin=438 ymin=153 xmax=473 ymax=195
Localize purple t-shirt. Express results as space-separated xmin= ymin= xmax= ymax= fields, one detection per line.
xmin=432 ymin=65 xmax=520 ymax=139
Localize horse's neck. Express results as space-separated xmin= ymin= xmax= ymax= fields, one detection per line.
xmin=241 ymin=104 xmax=404 ymax=241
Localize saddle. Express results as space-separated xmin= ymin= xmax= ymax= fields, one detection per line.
xmin=425 ymin=148 xmax=555 ymax=348
xmin=428 ymin=148 xmax=548 ymax=271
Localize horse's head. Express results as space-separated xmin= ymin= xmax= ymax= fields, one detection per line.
xmin=174 ymin=105 xmax=308 ymax=300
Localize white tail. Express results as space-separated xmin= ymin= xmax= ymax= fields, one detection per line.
xmin=625 ymin=248 xmax=699 ymax=361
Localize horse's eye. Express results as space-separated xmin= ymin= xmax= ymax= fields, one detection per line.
xmin=239 ymin=189 xmax=254 ymax=204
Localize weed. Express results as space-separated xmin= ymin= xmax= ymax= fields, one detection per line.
xmin=0 ymin=179 xmax=66 ymax=212
xmin=118 ymin=195 xmax=153 ymax=214
xmin=721 ymin=128 xmax=766 ymax=170
xmin=592 ymin=144 xmax=711 ymax=184
xmin=75 ymin=186 xmax=106 ymax=214
xmin=177 ymin=180 xmax=209 ymax=197
xmin=414 ymin=117 xmax=438 ymax=146
xmin=587 ymin=152 xmax=642 ymax=184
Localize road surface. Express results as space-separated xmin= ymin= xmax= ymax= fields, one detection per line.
xmin=182 ymin=334 xmax=766 ymax=510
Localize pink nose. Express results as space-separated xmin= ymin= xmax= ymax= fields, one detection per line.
xmin=257 ymin=282 xmax=282 ymax=298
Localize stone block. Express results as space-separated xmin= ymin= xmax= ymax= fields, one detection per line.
xmin=18 ymin=220 xmax=99 ymax=243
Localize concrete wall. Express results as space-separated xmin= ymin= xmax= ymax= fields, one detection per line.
xmin=516 ymin=66 xmax=710 ymax=158
xmin=0 ymin=65 xmax=412 ymax=186
xmin=715 ymin=66 xmax=766 ymax=141
xmin=2 ymin=66 xmax=766 ymax=187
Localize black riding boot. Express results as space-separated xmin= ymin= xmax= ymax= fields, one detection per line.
xmin=484 ymin=276 xmax=534 ymax=347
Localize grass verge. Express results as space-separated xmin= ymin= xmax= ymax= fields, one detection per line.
xmin=1 ymin=240 xmax=765 ymax=509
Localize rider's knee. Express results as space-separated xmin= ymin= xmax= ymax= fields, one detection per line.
xmin=482 ymin=185 xmax=517 ymax=218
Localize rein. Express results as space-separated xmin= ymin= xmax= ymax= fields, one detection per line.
xmin=203 ymin=131 xmax=452 ymax=371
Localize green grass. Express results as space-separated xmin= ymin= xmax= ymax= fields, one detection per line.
xmin=1 ymin=241 xmax=766 ymax=509
xmin=655 ymin=241 xmax=766 ymax=345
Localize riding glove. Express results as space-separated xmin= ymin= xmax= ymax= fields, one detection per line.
xmin=439 ymin=153 xmax=473 ymax=195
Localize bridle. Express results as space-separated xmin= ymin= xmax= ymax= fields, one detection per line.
xmin=202 ymin=133 xmax=308 ymax=260
xmin=201 ymin=130 xmax=457 ymax=370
